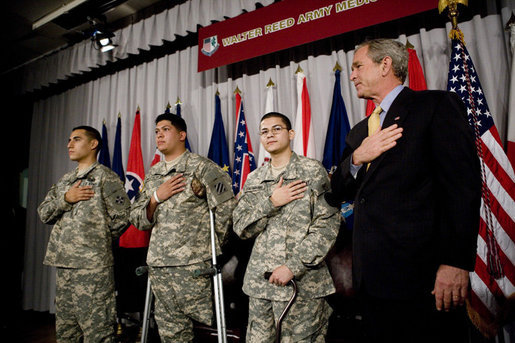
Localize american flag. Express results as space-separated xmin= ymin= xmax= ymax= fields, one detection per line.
xmin=232 ymin=91 xmax=256 ymax=195
xmin=447 ymin=37 xmax=515 ymax=337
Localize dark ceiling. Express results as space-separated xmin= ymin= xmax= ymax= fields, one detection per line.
xmin=0 ymin=0 xmax=184 ymax=75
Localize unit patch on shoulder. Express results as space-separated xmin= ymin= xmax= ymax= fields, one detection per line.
xmin=214 ymin=181 xmax=227 ymax=195
xmin=206 ymin=175 xmax=233 ymax=206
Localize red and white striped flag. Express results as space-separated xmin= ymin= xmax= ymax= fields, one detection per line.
xmin=293 ymin=69 xmax=315 ymax=158
xmin=507 ymin=20 xmax=515 ymax=170
xmin=257 ymin=81 xmax=274 ymax=167
xmin=447 ymin=34 xmax=515 ymax=338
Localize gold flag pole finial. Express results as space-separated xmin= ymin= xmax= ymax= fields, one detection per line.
xmin=216 ymin=89 xmax=220 ymax=96
xmin=175 ymin=97 xmax=182 ymax=106
xmin=333 ymin=61 xmax=342 ymax=72
xmin=439 ymin=0 xmax=468 ymax=43
xmin=234 ymin=86 xmax=242 ymax=95
xmin=266 ymin=78 xmax=275 ymax=87
xmin=103 ymin=119 xmax=106 ymax=125
xmin=137 ymin=105 xmax=140 ymax=112
xmin=405 ymin=39 xmax=414 ymax=50
xmin=118 ymin=112 xmax=121 ymax=118
xmin=295 ymin=65 xmax=303 ymax=74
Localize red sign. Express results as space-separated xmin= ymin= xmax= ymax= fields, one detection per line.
xmin=198 ymin=0 xmax=438 ymax=72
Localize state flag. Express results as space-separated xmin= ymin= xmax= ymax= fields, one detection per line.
xmin=119 ymin=108 xmax=151 ymax=248
xmin=208 ymin=92 xmax=231 ymax=175
xmin=232 ymin=90 xmax=256 ymax=194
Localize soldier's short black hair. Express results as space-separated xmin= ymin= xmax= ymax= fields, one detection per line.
xmin=155 ymin=112 xmax=187 ymax=132
xmin=72 ymin=125 xmax=102 ymax=154
xmin=260 ymin=112 xmax=292 ymax=130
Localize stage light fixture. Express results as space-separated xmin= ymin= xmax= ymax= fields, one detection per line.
xmin=91 ymin=29 xmax=117 ymax=53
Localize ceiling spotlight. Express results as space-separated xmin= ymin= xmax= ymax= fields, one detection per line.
xmin=91 ymin=27 xmax=117 ymax=53
xmin=100 ymin=43 xmax=115 ymax=52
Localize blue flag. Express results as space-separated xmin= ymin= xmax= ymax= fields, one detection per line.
xmin=322 ymin=69 xmax=353 ymax=227
xmin=98 ymin=121 xmax=111 ymax=168
xmin=208 ymin=93 xmax=231 ymax=176
xmin=322 ymin=69 xmax=350 ymax=174
xmin=112 ymin=114 xmax=125 ymax=183
xmin=174 ymin=102 xmax=192 ymax=152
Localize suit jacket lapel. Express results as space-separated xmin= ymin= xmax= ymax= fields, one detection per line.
xmin=382 ymin=87 xmax=413 ymax=128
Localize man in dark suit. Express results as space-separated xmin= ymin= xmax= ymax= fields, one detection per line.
xmin=328 ymin=39 xmax=481 ymax=343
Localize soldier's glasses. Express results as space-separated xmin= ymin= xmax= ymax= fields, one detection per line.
xmin=259 ymin=126 xmax=287 ymax=136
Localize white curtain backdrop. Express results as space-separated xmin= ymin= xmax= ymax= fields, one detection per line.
xmin=23 ymin=1 xmax=514 ymax=327
xmin=18 ymin=0 xmax=276 ymax=94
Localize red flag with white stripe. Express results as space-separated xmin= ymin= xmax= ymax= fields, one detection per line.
xmin=293 ymin=69 xmax=315 ymax=158
xmin=447 ymin=34 xmax=515 ymax=338
xmin=150 ymin=148 xmax=163 ymax=167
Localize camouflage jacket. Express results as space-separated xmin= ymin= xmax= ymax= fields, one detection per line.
xmin=130 ymin=151 xmax=236 ymax=267
xmin=38 ymin=162 xmax=130 ymax=268
xmin=233 ymin=152 xmax=340 ymax=301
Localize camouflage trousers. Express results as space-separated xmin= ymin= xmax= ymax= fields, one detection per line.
xmin=55 ymin=267 xmax=116 ymax=343
xmin=246 ymin=296 xmax=332 ymax=343
xmin=149 ymin=262 xmax=213 ymax=343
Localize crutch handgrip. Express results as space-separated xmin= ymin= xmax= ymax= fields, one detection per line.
xmin=193 ymin=267 xmax=217 ymax=277
xmin=135 ymin=266 xmax=149 ymax=276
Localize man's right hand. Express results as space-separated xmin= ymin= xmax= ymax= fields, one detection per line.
xmin=154 ymin=173 xmax=186 ymax=203
xmin=270 ymin=177 xmax=307 ymax=207
xmin=352 ymin=124 xmax=403 ymax=166
xmin=65 ymin=180 xmax=94 ymax=204
xmin=147 ymin=174 xmax=186 ymax=221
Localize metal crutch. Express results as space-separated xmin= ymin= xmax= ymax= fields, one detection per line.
xmin=263 ymin=272 xmax=298 ymax=343
xmin=193 ymin=208 xmax=228 ymax=343
xmin=135 ymin=266 xmax=153 ymax=343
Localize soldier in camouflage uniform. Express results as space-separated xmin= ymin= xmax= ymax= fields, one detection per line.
xmin=130 ymin=113 xmax=236 ymax=342
xmin=38 ymin=126 xmax=130 ymax=343
xmin=233 ymin=112 xmax=340 ymax=343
